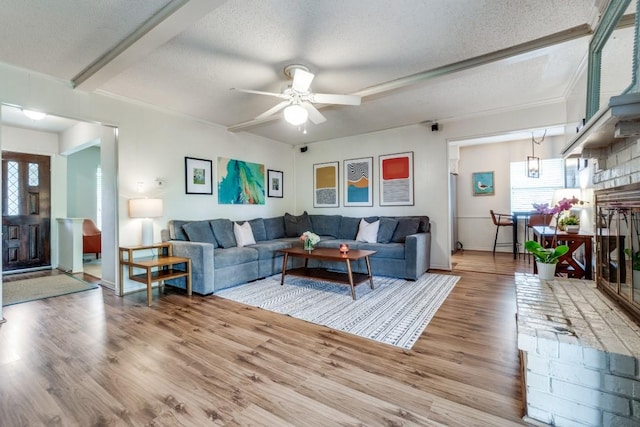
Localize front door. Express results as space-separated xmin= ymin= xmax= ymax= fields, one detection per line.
xmin=2 ymin=152 xmax=51 ymax=272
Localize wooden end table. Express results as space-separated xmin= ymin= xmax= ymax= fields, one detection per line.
xmin=278 ymin=247 xmax=376 ymax=300
xmin=119 ymin=243 xmax=192 ymax=306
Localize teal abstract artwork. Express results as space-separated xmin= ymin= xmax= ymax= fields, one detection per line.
xmin=218 ymin=157 xmax=265 ymax=204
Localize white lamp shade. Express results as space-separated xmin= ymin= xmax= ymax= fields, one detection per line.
xmin=128 ymin=198 xmax=163 ymax=218
xmin=284 ymin=104 xmax=308 ymax=125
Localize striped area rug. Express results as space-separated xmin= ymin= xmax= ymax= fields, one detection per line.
xmin=217 ymin=273 xmax=459 ymax=349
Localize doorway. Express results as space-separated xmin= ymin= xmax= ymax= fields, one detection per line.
xmin=2 ymin=151 xmax=51 ymax=272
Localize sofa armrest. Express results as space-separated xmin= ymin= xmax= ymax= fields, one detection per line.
xmin=169 ymin=240 xmax=215 ymax=295
xmin=405 ymin=232 xmax=431 ymax=280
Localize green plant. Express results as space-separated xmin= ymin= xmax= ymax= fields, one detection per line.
xmin=624 ymin=248 xmax=640 ymax=271
xmin=559 ymin=215 xmax=580 ymax=227
xmin=525 ymin=240 xmax=569 ymax=264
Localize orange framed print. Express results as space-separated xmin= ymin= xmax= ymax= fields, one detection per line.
xmin=313 ymin=161 xmax=339 ymax=207
xmin=379 ymin=151 xmax=414 ymax=206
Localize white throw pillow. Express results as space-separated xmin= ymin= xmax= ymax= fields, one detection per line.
xmin=233 ymin=221 xmax=256 ymax=247
xmin=356 ymin=219 xmax=380 ymax=243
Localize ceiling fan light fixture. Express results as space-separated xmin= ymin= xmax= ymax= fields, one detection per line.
xmin=22 ymin=109 xmax=47 ymax=121
xmin=284 ymin=104 xmax=308 ymax=125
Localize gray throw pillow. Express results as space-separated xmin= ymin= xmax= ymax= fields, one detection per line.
xmin=210 ymin=219 xmax=237 ymax=248
xmin=377 ymin=218 xmax=399 ymax=243
xmin=391 ymin=218 xmax=421 ymax=243
xmin=249 ymin=218 xmax=267 ymax=242
xmin=169 ymin=220 xmax=190 ymax=241
xmin=338 ymin=216 xmax=360 ymax=240
xmin=182 ymin=220 xmax=218 ymax=248
xmin=264 ymin=216 xmax=285 ymax=240
xmin=309 ymin=214 xmax=341 ymax=237
xmin=284 ymin=211 xmax=313 ymax=237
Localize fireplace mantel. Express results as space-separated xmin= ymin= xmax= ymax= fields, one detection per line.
xmin=562 ymin=92 xmax=640 ymax=159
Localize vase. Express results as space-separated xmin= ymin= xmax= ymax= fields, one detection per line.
xmin=536 ymin=261 xmax=556 ymax=280
xmin=565 ymin=225 xmax=579 ymax=234
xmin=303 ymin=239 xmax=314 ymax=252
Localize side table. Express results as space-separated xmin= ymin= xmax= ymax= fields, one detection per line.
xmin=119 ymin=242 xmax=192 ymax=306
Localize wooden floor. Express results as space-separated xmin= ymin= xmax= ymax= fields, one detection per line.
xmin=0 ymin=250 xmax=533 ymax=426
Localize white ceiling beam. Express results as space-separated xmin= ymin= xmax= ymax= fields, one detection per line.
xmin=73 ymin=0 xmax=228 ymax=91
xmin=228 ymin=24 xmax=593 ymax=133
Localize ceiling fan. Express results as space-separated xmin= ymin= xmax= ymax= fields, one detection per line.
xmin=232 ymin=64 xmax=361 ymax=126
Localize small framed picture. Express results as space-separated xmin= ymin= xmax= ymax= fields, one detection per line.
xmin=185 ymin=156 xmax=213 ymax=195
xmin=267 ymin=169 xmax=283 ymax=198
xmin=472 ymin=171 xmax=494 ymax=196
xmin=344 ymin=157 xmax=373 ymax=207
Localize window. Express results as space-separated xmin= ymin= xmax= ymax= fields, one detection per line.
xmin=510 ymin=159 xmax=565 ymax=211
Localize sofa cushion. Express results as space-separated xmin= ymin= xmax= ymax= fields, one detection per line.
xmin=182 ymin=220 xmax=218 ymax=248
xmin=391 ymin=217 xmax=421 ymax=243
xmin=210 ymin=219 xmax=237 ymax=248
xmin=284 ymin=211 xmax=313 ymax=237
xmin=213 ymin=247 xmax=258 ymax=268
xmin=338 ymin=216 xmax=360 ymax=240
xmin=249 ymin=240 xmax=292 ymax=260
xmin=264 ymin=216 xmax=286 ymax=240
xmin=356 ymin=218 xmax=380 ymax=243
xmin=169 ymin=220 xmax=190 ymax=241
xmin=249 ymin=218 xmax=267 ymax=242
xmin=309 ymin=214 xmax=341 ymax=237
xmin=234 ymin=221 xmax=256 ymax=247
xmin=377 ymin=217 xmax=399 ymax=244
xmin=357 ymin=242 xmax=405 ymax=259
xmin=316 ymin=239 xmax=361 ymax=250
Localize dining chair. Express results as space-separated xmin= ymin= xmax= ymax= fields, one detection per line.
xmin=489 ymin=210 xmax=516 ymax=255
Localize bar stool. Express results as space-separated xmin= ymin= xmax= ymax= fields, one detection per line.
xmin=490 ymin=210 xmax=516 ymax=255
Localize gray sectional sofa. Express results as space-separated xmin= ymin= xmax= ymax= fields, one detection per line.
xmin=161 ymin=212 xmax=431 ymax=295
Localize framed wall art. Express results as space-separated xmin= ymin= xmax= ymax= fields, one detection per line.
xmin=267 ymin=169 xmax=283 ymax=198
xmin=313 ymin=161 xmax=339 ymax=207
xmin=379 ymin=151 xmax=414 ymax=206
xmin=472 ymin=171 xmax=494 ymax=196
xmin=217 ymin=157 xmax=265 ymax=204
xmin=185 ymin=156 xmax=213 ymax=195
xmin=344 ymin=157 xmax=373 ymax=207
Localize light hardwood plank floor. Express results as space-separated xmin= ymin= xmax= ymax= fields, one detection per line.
xmin=0 ymin=250 xmax=532 ymax=426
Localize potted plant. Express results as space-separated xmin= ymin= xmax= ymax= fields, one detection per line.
xmin=558 ymin=214 xmax=580 ymax=233
xmin=525 ymin=240 xmax=569 ymax=280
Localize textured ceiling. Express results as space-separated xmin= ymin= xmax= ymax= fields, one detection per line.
xmin=0 ymin=0 xmax=609 ymax=144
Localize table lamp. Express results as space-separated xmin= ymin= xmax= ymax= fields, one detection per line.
xmin=128 ymin=198 xmax=163 ymax=245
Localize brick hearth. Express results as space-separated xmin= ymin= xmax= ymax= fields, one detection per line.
xmin=515 ymin=273 xmax=640 ymax=426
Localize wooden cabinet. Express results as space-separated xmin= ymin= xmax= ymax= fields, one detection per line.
xmin=119 ymin=243 xmax=191 ymax=306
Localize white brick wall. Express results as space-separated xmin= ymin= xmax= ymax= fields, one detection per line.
xmin=516 ymin=274 xmax=640 ymax=426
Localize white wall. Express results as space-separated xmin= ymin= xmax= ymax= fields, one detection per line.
xmin=67 ymin=146 xmax=100 ymax=221
xmin=294 ymin=124 xmax=450 ymax=270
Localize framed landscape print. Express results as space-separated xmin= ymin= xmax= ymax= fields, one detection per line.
xmin=267 ymin=169 xmax=283 ymax=198
xmin=313 ymin=161 xmax=339 ymax=207
xmin=472 ymin=171 xmax=494 ymax=196
xmin=217 ymin=157 xmax=265 ymax=204
xmin=379 ymin=151 xmax=414 ymax=206
xmin=185 ymin=157 xmax=213 ymax=195
xmin=344 ymin=157 xmax=373 ymax=207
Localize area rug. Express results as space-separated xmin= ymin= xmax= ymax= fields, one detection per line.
xmin=217 ymin=273 xmax=459 ymax=349
xmin=3 ymin=274 xmax=98 ymax=306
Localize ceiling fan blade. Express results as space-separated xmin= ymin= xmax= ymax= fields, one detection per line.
xmin=309 ymin=93 xmax=361 ymax=106
xmin=232 ymin=88 xmax=289 ymax=99
xmin=302 ymin=102 xmax=326 ymax=124
xmin=291 ymin=69 xmax=314 ymax=92
xmin=255 ymin=100 xmax=291 ymax=120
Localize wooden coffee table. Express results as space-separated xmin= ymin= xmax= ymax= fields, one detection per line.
xmin=278 ymin=247 xmax=376 ymax=300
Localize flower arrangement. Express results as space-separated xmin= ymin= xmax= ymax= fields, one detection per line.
xmin=525 ymin=196 xmax=580 ymax=264
xmin=300 ymin=231 xmax=320 ymax=251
